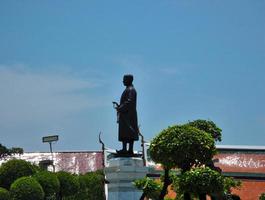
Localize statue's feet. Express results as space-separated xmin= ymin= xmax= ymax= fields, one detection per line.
xmin=128 ymin=150 xmax=134 ymax=155
xmin=116 ymin=149 xmax=127 ymax=154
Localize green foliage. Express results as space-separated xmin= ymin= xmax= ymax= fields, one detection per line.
xmin=0 ymin=187 xmax=10 ymax=200
xmin=0 ymin=144 xmax=10 ymax=159
xmin=149 ymin=125 xmax=216 ymax=170
xmin=146 ymin=120 xmax=240 ymax=199
xmin=187 ymin=119 xmax=222 ymax=142
xmin=259 ymin=193 xmax=265 ymax=200
xmin=173 ymin=167 xmax=241 ymax=198
xmin=75 ymin=170 xmax=105 ymax=200
xmin=175 ymin=167 xmax=224 ymax=196
xmin=0 ymin=144 xmax=23 ymax=159
xmin=56 ymin=171 xmax=80 ymax=198
xmin=223 ymin=177 xmax=241 ymax=194
xmin=133 ymin=177 xmax=162 ymax=200
xmin=33 ymin=171 xmax=60 ymax=198
xmin=10 ymin=177 xmax=44 ymax=200
xmin=9 ymin=147 xmax=23 ymax=155
xmin=0 ymin=159 xmax=35 ymax=189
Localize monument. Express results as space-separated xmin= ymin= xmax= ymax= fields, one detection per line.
xmin=113 ymin=74 xmax=139 ymax=156
xmin=105 ymin=74 xmax=148 ymax=200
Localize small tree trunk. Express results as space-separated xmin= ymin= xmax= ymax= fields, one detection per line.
xmin=184 ymin=193 xmax=191 ymax=200
xmin=159 ymin=168 xmax=170 ymax=200
xmin=199 ymin=193 xmax=207 ymax=200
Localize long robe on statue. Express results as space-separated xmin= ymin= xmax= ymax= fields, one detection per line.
xmin=118 ymin=85 xmax=139 ymax=142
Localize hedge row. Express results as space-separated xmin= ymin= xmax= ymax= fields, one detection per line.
xmin=0 ymin=159 xmax=105 ymax=200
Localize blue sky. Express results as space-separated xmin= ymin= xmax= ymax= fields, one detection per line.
xmin=0 ymin=1 xmax=264 ymax=152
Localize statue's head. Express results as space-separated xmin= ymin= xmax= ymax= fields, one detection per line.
xmin=123 ymin=74 xmax=133 ymax=86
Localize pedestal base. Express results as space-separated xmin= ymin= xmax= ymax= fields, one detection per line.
xmin=105 ymin=157 xmax=148 ymax=200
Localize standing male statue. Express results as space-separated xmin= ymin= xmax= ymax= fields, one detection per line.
xmin=113 ymin=74 xmax=139 ymax=155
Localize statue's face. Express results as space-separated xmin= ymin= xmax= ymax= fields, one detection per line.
xmin=123 ymin=77 xmax=132 ymax=86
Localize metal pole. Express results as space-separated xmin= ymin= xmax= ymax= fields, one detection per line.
xmin=49 ymin=142 xmax=55 ymax=172
xmin=49 ymin=142 xmax=53 ymax=154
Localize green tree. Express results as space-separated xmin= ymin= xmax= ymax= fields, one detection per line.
xmin=10 ymin=177 xmax=44 ymax=200
xmin=0 ymin=159 xmax=35 ymax=189
xmin=149 ymin=124 xmax=216 ymax=199
xmin=0 ymin=144 xmax=23 ymax=159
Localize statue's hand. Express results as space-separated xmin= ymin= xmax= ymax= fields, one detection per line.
xmin=112 ymin=101 xmax=119 ymax=109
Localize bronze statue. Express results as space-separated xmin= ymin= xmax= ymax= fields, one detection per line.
xmin=113 ymin=74 xmax=139 ymax=155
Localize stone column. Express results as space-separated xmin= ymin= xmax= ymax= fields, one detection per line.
xmin=105 ymin=157 xmax=148 ymax=200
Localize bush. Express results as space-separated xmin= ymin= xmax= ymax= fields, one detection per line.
xmin=175 ymin=167 xmax=224 ymax=196
xmin=33 ymin=171 xmax=60 ymax=198
xmin=74 ymin=170 xmax=105 ymax=200
xmin=134 ymin=177 xmax=162 ymax=200
xmin=56 ymin=171 xmax=79 ymax=199
xmin=173 ymin=168 xmax=241 ymax=199
xmin=10 ymin=177 xmax=44 ymax=200
xmin=0 ymin=159 xmax=35 ymax=189
xmin=0 ymin=187 xmax=10 ymax=200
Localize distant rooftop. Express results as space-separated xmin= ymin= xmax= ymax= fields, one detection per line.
xmin=216 ymin=145 xmax=265 ymax=151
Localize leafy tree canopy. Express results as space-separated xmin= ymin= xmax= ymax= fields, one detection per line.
xmin=187 ymin=119 xmax=222 ymax=142
xmin=149 ymin=124 xmax=216 ymax=170
xmin=0 ymin=144 xmax=23 ymax=159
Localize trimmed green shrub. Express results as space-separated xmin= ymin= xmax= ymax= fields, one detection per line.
xmin=174 ymin=167 xmax=240 ymax=199
xmin=0 ymin=187 xmax=10 ymax=200
xmin=10 ymin=177 xmax=44 ymax=200
xmin=56 ymin=171 xmax=79 ymax=199
xmin=175 ymin=167 xmax=224 ymax=196
xmin=0 ymin=159 xmax=35 ymax=189
xmin=33 ymin=171 xmax=59 ymax=198
xmin=71 ymin=170 xmax=105 ymax=200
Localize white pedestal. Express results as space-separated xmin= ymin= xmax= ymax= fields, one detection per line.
xmin=105 ymin=157 xmax=148 ymax=200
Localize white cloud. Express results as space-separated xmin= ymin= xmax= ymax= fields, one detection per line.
xmin=0 ymin=65 xmax=104 ymax=127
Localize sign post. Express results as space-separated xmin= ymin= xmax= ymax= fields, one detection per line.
xmin=42 ymin=135 xmax=59 ymax=172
